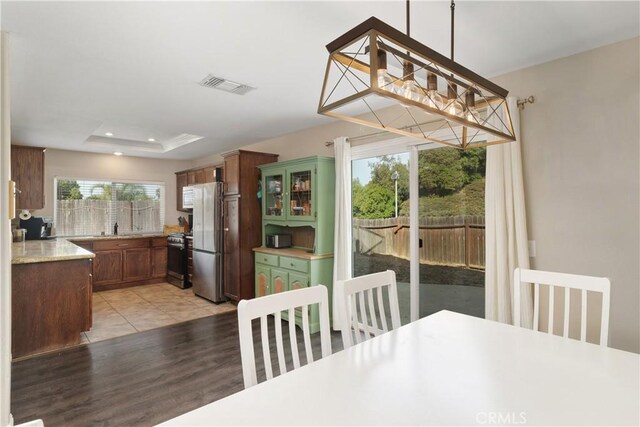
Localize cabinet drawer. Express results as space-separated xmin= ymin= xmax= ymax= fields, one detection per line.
xmin=93 ymin=239 xmax=149 ymax=251
xmin=279 ymin=256 xmax=308 ymax=273
xmin=256 ymin=253 xmax=279 ymax=267
xmin=151 ymin=237 xmax=168 ymax=247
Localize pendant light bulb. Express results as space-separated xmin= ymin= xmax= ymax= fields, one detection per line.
xmin=465 ymin=91 xmax=479 ymax=123
xmin=446 ymin=83 xmax=464 ymax=117
xmin=376 ymin=49 xmax=397 ymax=94
xmin=423 ymin=72 xmax=444 ymax=110
xmin=400 ymin=62 xmax=424 ymax=106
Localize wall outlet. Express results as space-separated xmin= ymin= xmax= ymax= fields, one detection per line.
xmin=528 ymin=240 xmax=537 ymax=258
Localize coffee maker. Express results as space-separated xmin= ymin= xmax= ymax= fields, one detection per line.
xmin=19 ymin=216 xmax=54 ymax=240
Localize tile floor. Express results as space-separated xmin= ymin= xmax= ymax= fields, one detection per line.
xmin=82 ymin=283 xmax=236 ymax=343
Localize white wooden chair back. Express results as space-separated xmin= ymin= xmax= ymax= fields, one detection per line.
xmin=513 ymin=268 xmax=611 ymax=346
xmin=336 ymin=270 xmax=401 ymax=349
xmin=237 ymin=285 xmax=332 ymax=389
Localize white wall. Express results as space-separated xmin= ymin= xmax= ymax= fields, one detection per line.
xmin=192 ymin=37 xmax=640 ymax=353
xmin=32 ymin=149 xmax=192 ymax=228
xmin=192 ymin=117 xmax=373 ymax=167
xmin=493 ymin=37 xmax=639 ymax=353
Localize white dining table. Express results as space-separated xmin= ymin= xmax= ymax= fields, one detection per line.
xmin=160 ymin=310 xmax=639 ymax=426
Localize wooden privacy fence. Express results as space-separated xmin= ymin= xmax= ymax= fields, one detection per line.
xmin=56 ymin=200 xmax=162 ymax=236
xmin=353 ymin=215 xmax=485 ymax=269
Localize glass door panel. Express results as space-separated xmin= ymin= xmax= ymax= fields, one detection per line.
xmin=264 ymin=172 xmax=284 ymax=219
xmin=288 ymin=169 xmax=313 ymax=220
xmin=351 ymin=154 xmax=411 ymax=325
xmin=416 ymin=146 xmax=485 ymax=319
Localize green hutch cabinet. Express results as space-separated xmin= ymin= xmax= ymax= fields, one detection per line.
xmin=254 ymin=156 xmax=335 ymax=333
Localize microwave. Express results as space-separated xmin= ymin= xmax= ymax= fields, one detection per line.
xmin=266 ymin=234 xmax=292 ymax=249
xmin=183 ymin=186 xmax=194 ymax=209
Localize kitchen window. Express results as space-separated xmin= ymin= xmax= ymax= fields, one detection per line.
xmin=54 ymin=178 xmax=165 ymax=237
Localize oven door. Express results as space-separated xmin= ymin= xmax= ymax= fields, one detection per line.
xmin=167 ymin=242 xmax=185 ymax=279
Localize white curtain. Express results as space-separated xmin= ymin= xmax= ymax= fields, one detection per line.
xmin=332 ymin=136 xmax=352 ymax=330
xmin=485 ymin=97 xmax=533 ymax=328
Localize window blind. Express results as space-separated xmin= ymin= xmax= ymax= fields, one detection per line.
xmin=54 ymin=178 xmax=165 ymax=237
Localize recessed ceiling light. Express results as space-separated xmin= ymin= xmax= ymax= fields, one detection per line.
xmin=148 ymin=138 xmax=156 ymax=142
xmin=105 ymin=132 xmax=114 ymax=137
xmin=113 ymin=152 xmax=123 ymax=156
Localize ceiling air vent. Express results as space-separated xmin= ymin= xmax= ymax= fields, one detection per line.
xmin=198 ymin=74 xmax=256 ymax=95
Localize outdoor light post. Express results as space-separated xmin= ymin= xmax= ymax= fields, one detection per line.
xmin=391 ymin=170 xmax=399 ymax=218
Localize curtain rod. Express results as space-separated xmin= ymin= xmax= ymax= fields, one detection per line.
xmin=324 ymin=95 xmax=535 ymax=146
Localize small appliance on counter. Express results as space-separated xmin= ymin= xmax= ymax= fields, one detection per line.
xmin=19 ymin=216 xmax=54 ymax=240
xmin=12 ymin=228 xmax=27 ymax=242
xmin=266 ymin=234 xmax=292 ymax=249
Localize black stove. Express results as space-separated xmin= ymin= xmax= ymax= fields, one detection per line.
xmin=167 ymin=233 xmax=190 ymax=288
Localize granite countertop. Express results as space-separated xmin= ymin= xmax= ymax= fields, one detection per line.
xmin=12 ymin=239 xmax=95 ymax=265
xmin=253 ymin=246 xmax=333 ymax=260
xmin=69 ymin=234 xmax=165 ymax=242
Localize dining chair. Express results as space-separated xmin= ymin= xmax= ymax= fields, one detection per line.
xmin=237 ymin=285 xmax=332 ymax=389
xmin=336 ymin=270 xmax=401 ymax=349
xmin=513 ymin=268 xmax=611 ymax=346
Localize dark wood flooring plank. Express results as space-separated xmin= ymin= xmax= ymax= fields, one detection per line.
xmin=12 ymin=310 xmax=343 ymax=427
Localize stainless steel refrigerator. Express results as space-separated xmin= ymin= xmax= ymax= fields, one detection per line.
xmin=190 ymin=182 xmax=225 ymax=303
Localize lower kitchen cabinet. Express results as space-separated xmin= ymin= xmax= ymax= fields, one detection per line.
xmin=70 ymin=236 xmax=168 ymax=291
xmin=93 ymin=250 xmax=123 ymax=285
xmin=151 ymin=246 xmax=168 ymax=278
xmin=124 ymin=248 xmax=151 ymax=281
xmin=12 ymin=258 xmax=93 ymax=359
xmin=254 ymin=248 xmax=333 ymax=333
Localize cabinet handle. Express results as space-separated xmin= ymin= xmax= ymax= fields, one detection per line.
xmin=224 ymin=228 xmax=229 ymax=232
xmin=117 ymin=243 xmax=129 ymax=247
xmin=263 ymin=258 xmax=268 ymax=262
xmin=290 ymin=263 xmax=295 ymax=267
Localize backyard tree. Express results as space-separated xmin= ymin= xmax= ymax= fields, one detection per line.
xmin=89 ymin=183 xmax=151 ymax=201
xmin=353 ymin=183 xmax=394 ymax=219
xmin=419 ymin=148 xmax=467 ymax=196
xmin=369 ymin=155 xmax=409 ymax=202
xmin=57 ymin=179 xmax=83 ymax=200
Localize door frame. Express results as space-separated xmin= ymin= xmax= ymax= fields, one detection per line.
xmin=350 ymin=137 xmax=440 ymax=323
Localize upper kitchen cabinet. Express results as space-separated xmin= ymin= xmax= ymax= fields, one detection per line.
xmin=11 ymin=145 xmax=46 ymax=210
xmin=176 ymin=165 xmax=222 ymax=212
xmin=176 ymin=172 xmax=188 ymax=212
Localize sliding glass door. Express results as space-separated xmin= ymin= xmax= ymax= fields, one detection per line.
xmin=416 ymin=146 xmax=486 ymax=319
xmin=349 ymin=138 xmax=486 ymax=324
xmin=351 ymin=153 xmax=411 ymax=324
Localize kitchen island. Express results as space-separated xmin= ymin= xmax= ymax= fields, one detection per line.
xmin=12 ymin=239 xmax=94 ymax=359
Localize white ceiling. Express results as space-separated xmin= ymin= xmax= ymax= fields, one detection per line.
xmin=3 ymin=1 xmax=639 ymax=160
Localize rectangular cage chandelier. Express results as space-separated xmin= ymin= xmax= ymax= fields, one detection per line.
xmin=318 ymin=17 xmax=516 ymax=149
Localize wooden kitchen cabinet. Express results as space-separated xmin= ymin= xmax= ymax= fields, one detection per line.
xmin=70 ymin=236 xmax=168 ymax=291
xmin=151 ymin=242 xmax=168 ymax=279
xmin=176 ymin=164 xmax=222 ymax=212
xmin=223 ymin=195 xmax=240 ymax=300
xmin=187 ymin=171 xmax=196 ymax=185
xmin=93 ymin=250 xmax=123 ymax=286
xmin=203 ymin=166 xmax=215 ymax=183
xmin=123 ymin=248 xmax=151 ymax=281
xmin=12 ymin=258 xmax=92 ymax=359
xmin=186 ymin=236 xmax=193 ymax=285
xmin=11 ymin=145 xmax=46 ymax=210
xmin=221 ymin=150 xmax=278 ymax=302
xmin=176 ymin=172 xmax=188 ymax=212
